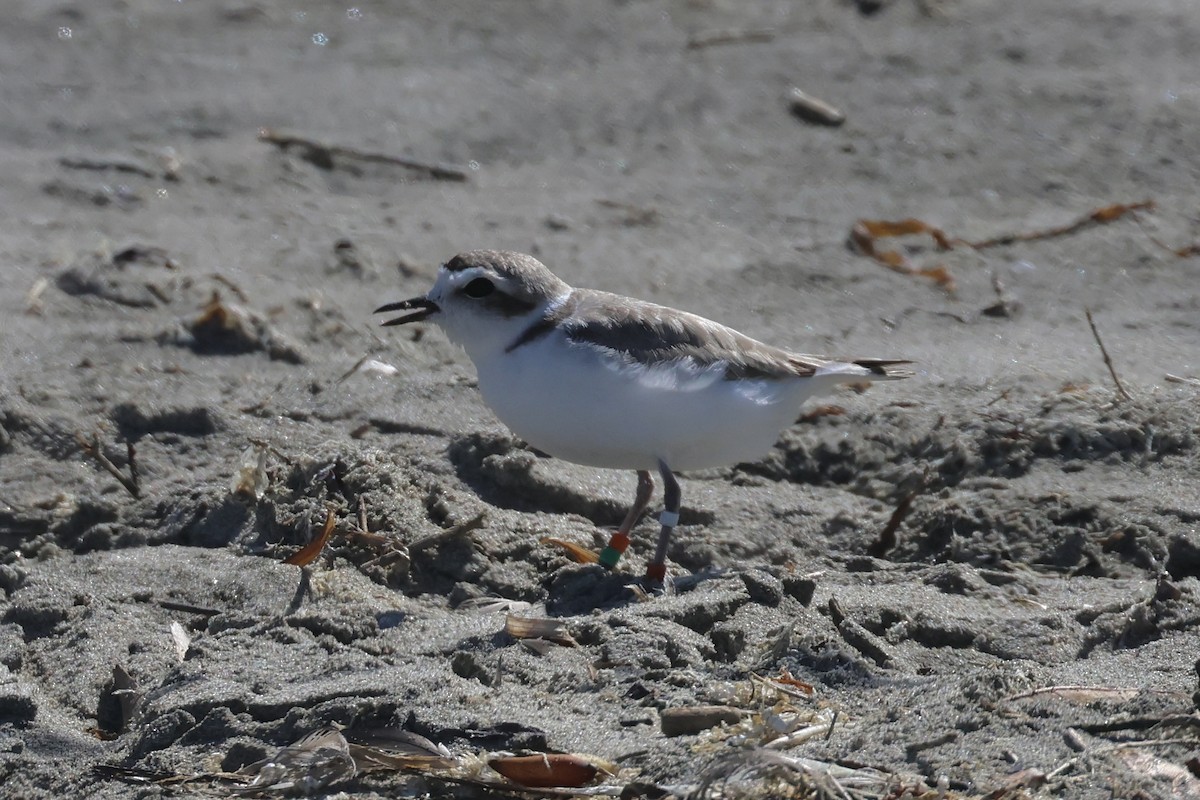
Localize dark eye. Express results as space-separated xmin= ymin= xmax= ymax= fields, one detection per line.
xmin=462 ymin=277 xmax=495 ymax=298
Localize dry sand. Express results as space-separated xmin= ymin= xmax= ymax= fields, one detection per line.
xmin=1 ymin=1 xmax=1199 ymax=797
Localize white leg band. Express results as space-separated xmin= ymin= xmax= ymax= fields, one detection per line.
xmin=659 ymin=510 xmax=680 ymax=528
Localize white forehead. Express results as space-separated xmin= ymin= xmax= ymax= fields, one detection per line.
xmin=432 ymin=264 xmax=493 ymax=293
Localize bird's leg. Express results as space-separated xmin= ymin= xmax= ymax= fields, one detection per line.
xmin=599 ymin=470 xmax=654 ymax=569
xmin=645 ymin=460 xmax=680 ymax=584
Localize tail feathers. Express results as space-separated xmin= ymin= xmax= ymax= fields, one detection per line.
xmin=849 ymin=358 xmax=914 ymax=380
xmin=813 ymin=358 xmax=914 ymax=381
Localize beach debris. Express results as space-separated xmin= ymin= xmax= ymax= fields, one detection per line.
xmin=1131 ymin=212 xmax=1200 ymax=258
xmin=786 ymin=87 xmax=845 ymax=127
xmin=55 ymin=244 xmax=179 ymax=308
xmin=230 ymin=442 xmax=270 ymax=501
xmin=595 ymin=198 xmax=660 ymax=227
xmin=344 ymin=726 xmax=457 ymax=772
xmin=76 ymin=433 xmax=141 ymax=499
xmin=693 ymin=749 xmax=892 ymax=799
xmin=1005 ymin=685 xmax=1153 ymax=704
xmin=328 ymin=237 xmax=376 ymax=279
xmin=661 ymin=706 xmax=743 ymax=737
xmin=338 ymin=495 xmax=412 ymax=580
xmin=458 ymin=597 xmax=534 ymax=614
xmin=981 ymin=271 xmax=1020 ymax=318
xmin=1085 ymin=308 xmax=1132 ymax=403
xmin=336 ymin=353 xmax=399 ymax=384
xmin=24 ymin=277 xmax=49 ymax=315
xmin=869 ymin=470 xmax=931 ymax=557
xmin=283 ymin=508 xmax=337 ymax=567
xmin=59 ymin=154 xmax=157 ymax=179
xmin=243 ymin=727 xmax=356 ymax=793
xmin=848 ymin=218 xmax=957 ymax=292
xmin=1165 ymin=374 xmax=1200 ymax=388
xmin=540 ymin=536 xmax=600 ymax=564
xmin=169 ymin=622 xmax=190 ymax=662
xmin=187 ymin=291 xmax=306 ymax=364
xmin=828 ymin=597 xmax=895 ymax=668
xmin=95 ymin=664 xmax=141 ymax=739
xmin=963 ymin=199 xmax=1154 ymax=250
xmin=504 ymin=613 xmax=578 ymax=648
xmin=408 ymin=511 xmax=487 ymax=553
xmin=686 ymin=28 xmax=775 ymax=50
xmin=259 ymin=128 xmax=469 ymax=182
xmin=850 ymin=200 xmax=1156 ymax=294
xmin=755 ymin=668 xmax=815 ymax=698
xmin=487 ymin=753 xmax=601 ymax=788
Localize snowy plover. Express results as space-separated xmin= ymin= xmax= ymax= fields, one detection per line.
xmin=376 ymin=250 xmax=910 ymax=583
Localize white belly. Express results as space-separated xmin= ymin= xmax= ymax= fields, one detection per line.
xmin=472 ymin=336 xmax=835 ymax=471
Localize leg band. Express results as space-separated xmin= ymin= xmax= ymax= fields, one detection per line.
xmin=658 ymin=510 xmax=680 ymax=527
xmin=599 ymin=533 xmax=630 ymax=569
xmin=644 ymin=562 xmax=667 ymax=582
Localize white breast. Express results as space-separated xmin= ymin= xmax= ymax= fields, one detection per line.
xmin=471 ymin=332 xmax=834 ymax=471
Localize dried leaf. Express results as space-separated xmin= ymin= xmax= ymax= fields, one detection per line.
xmin=540 ymin=537 xmax=600 ymax=564
xmin=488 ymin=753 xmax=599 ymax=788
xmin=504 ymin=614 xmax=578 ymax=647
xmin=283 ymin=509 xmax=336 ymax=566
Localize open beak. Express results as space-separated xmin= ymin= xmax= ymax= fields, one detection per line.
xmin=374 ymin=297 xmax=439 ymax=326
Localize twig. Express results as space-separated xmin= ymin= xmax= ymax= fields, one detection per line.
xmin=1084 ymin=308 xmax=1132 ymax=402
xmin=1130 ymin=211 xmax=1200 ymax=258
xmin=1165 ymin=373 xmax=1200 ymax=387
xmin=409 ymin=512 xmax=487 ymax=552
xmin=76 ymin=433 xmax=141 ymax=498
xmin=59 ymin=156 xmax=157 ymax=179
xmin=964 ymin=200 xmax=1155 ymax=250
xmin=1004 ymin=685 xmax=1184 ymax=703
xmin=126 ymin=442 xmax=139 ymax=494
xmin=258 ymin=128 xmax=468 ymax=182
xmin=869 ymin=468 xmax=931 ymax=557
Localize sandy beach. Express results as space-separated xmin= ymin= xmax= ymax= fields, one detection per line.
xmin=1 ymin=1 xmax=1198 ymax=797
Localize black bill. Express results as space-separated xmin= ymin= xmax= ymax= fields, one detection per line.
xmin=374 ymin=297 xmax=439 ymax=326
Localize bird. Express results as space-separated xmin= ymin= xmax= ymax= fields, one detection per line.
xmin=376 ymin=250 xmax=911 ymax=584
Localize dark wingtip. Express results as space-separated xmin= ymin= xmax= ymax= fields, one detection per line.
xmin=854 ymin=358 xmax=914 ymax=379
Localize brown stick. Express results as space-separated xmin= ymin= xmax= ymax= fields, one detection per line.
xmin=1084 ymin=308 xmax=1132 ymax=402
xmin=963 ymin=201 xmax=1155 ymax=250
xmin=258 ymin=129 xmax=468 ymax=182
xmin=76 ymin=433 xmax=141 ymax=498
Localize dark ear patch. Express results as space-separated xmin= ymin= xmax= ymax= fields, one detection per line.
xmin=485 ymin=292 xmax=538 ymax=318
